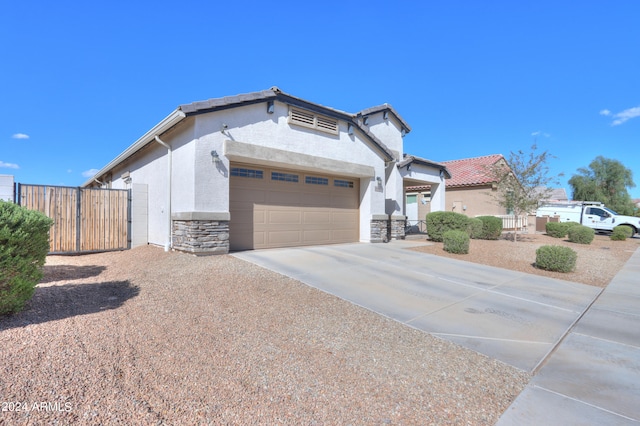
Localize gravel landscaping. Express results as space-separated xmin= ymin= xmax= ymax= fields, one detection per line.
xmin=0 ymin=245 xmax=531 ymax=425
xmin=410 ymin=232 xmax=640 ymax=287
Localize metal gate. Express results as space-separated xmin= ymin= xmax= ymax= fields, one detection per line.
xmin=16 ymin=184 xmax=130 ymax=254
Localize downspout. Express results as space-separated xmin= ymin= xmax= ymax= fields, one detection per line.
xmin=154 ymin=135 xmax=172 ymax=252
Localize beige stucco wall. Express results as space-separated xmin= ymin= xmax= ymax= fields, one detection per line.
xmin=446 ymin=185 xmax=506 ymax=217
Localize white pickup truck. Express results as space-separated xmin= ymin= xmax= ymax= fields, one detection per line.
xmin=536 ymin=201 xmax=640 ymax=236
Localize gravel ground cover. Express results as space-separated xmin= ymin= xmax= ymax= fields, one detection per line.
xmin=1 ymin=245 xmax=529 ymax=425
xmin=409 ymin=233 xmax=640 ymax=287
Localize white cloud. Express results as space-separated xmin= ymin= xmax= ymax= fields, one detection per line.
xmin=599 ymin=109 xmax=611 ymax=116
xmin=531 ymin=131 xmax=550 ymax=138
xmin=82 ymin=168 xmax=100 ymax=177
xmin=67 ymin=169 xmax=73 ymax=173
xmin=0 ymin=161 xmax=20 ymax=169
xmin=611 ymin=106 xmax=640 ymax=126
xmin=11 ymin=133 xmax=29 ymax=140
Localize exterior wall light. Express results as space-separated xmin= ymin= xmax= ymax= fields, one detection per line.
xmin=376 ymin=176 xmax=382 ymax=186
xmin=221 ymin=123 xmax=228 ymax=134
xmin=211 ymin=150 xmax=220 ymax=163
xmin=406 ymin=164 xmax=411 ymax=172
xmin=347 ymin=123 xmax=354 ymax=135
xmin=267 ymin=100 xmax=275 ymax=114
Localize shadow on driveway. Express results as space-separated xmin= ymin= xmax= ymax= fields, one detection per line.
xmin=40 ymin=264 xmax=107 ymax=283
xmin=0 ymin=280 xmax=139 ymax=331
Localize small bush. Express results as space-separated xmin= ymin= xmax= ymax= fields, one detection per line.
xmin=614 ymin=225 xmax=634 ymax=239
xmin=476 ymin=216 xmax=503 ymax=240
xmin=546 ymin=221 xmax=569 ymax=238
xmin=467 ymin=218 xmax=483 ymax=239
xmin=0 ymin=201 xmax=53 ymax=315
xmin=443 ymin=230 xmax=470 ymax=254
xmin=425 ymin=211 xmax=470 ymax=242
xmin=567 ymin=225 xmax=595 ymax=244
xmin=610 ymin=227 xmax=627 ymax=241
xmin=535 ymin=245 xmax=577 ymax=273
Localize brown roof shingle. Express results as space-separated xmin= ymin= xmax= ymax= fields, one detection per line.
xmin=442 ymin=154 xmax=504 ymax=188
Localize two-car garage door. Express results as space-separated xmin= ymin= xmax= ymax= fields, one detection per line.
xmin=229 ymin=163 xmax=360 ymax=250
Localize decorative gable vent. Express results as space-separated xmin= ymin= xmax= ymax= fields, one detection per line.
xmin=288 ymin=107 xmax=339 ymax=135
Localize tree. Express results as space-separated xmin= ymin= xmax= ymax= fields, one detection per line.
xmin=486 ymin=144 xmax=561 ymax=242
xmin=568 ymin=156 xmax=636 ymax=215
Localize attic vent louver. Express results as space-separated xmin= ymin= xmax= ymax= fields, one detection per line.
xmin=288 ymin=107 xmax=339 ymax=135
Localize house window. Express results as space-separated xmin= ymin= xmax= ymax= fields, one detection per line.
xmin=231 ymin=167 xmax=263 ymax=179
xmin=305 ymin=176 xmax=329 ymax=185
xmin=288 ymin=107 xmax=339 ymax=135
xmin=334 ymin=179 xmax=354 ymax=188
xmin=272 ymin=172 xmax=299 ymax=183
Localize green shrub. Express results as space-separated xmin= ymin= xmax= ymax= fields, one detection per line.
xmin=425 ymin=211 xmax=470 ymax=242
xmin=610 ymin=227 xmax=627 ymax=241
xmin=0 ymin=201 xmax=53 ymax=315
xmin=476 ymin=216 xmax=503 ymax=240
xmin=467 ymin=218 xmax=483 ymax=239
xmin=535 ymin=245 xmax=577 ymax=273
xmin=614 ymin=225 xmax=634 ymax=239
xmin=546 ymin=221 xmax=569 ymax=238
xmin=567 ymin=225 xmax=595 ymax=244
xmin=443 ymin=230 xmax=470 ymax=254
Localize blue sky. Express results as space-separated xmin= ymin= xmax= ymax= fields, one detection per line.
xmin=2 ymin=1 xmax=639 ymax=198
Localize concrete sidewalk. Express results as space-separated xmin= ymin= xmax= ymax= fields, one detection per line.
xmin=233 ymin=241 xmax=601 ymax=373
xmin=497 ymin=246 xmax=640 ymax=424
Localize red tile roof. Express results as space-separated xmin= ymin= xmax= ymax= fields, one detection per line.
xmin=442 ymin=154 xmax=504 ymax=188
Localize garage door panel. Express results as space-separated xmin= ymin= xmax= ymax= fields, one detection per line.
xmin=266 ymin=189 xmax=302 ymax=205
xmin=303 ymin=210 xmax=332 ymax=225
xmin=303 ymin=230 xmax=331 ymax=242
xmin=230 ymin=163 xmax=359 ymax=250
xmin=268 ymin=209 xmax=302 ymax=225
xmin=267 ymin=230 xmax=302 ymax=245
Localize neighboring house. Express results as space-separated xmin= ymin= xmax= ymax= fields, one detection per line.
xmin=406 ymin=154 xmax=508 ymax=223
xmin=535 ymin=186 xmax=569 ymax=203
xmin=83 ymin=87 xmax=449 ymax=254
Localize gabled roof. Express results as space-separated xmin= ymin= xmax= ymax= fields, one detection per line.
xmin=83 ymin=87 xmax=407 ymax=187
xmin=398 ymin=154 xmax=451 ymax=178
xmin=441 ymin=154 xmax=504 ymax=188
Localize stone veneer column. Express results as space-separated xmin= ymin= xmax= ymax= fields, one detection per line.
xmin=171 ymin=212 xmax=229 ymax=255
xmin=370 ymin=214 xmax=390 ymax=243
xmin=390 ymin=215 xmax=406 ymax=240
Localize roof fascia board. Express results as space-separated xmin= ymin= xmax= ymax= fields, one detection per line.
xmin=81 ymin=109 xmax=186 ymax=187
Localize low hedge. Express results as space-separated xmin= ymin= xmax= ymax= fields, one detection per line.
xmin=0 ymin=201 xmax=53 ymax=315
xmin=535 ymin=245 xmax=577 ymax=273
xmin=476 ymin=216 xmax=503 ymax=240
xmin=567 ymin=225 xmax=595 ymax=244
xmin=610 ymin=227 xmax=628 ymax=241
xmin=614 ymin=225 xmax=634 ymax=239
xmin=443 ymin=230 xmax=470 ymax=254
xmin=467 ymin=218 xmax=483 ymax=239
xmin=425 ymin=211 xmax=470 ymax=242
xmin=546 ymin=222 xmax=568 ymax=238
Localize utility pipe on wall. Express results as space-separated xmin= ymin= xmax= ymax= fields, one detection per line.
xmin=154 ymin=135 xmax=172 ymax=252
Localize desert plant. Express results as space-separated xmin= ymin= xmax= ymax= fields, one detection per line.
xmin=535 ymin=245 xmax=577 ymax=273
xmin=614 ymin=225 xmax=634 ymax=239
xmin=0 ymin=201 xmax=53 ymax=315
xmin=476 ymin=216 xmax=503 ymax=240
xmin=425 ymin=211 xmax=470 ymax=242
xmin=546 ymin=221 xmax=569 ymax=238
xmin=567 ymin=225 xmax=595 ymax=244
xmin=610 ymin=227 xmax=628 ymax=241
xmin=443 ymin=230 xmax=470 ymax=254
xmin=467 ymin=218 xmax=483 ymax=239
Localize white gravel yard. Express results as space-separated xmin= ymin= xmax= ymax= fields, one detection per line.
xmin=1 ymin=245 xmax=529 ymax=425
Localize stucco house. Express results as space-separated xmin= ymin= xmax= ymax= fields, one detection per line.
xmin=83 ymin=87 xmax=450 ymax=254
xmin=406 ymin=154 xmax=508 ymax=224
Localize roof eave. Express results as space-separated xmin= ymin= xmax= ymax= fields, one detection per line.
xmin=81 ymin=109 xmax=186 ymax=187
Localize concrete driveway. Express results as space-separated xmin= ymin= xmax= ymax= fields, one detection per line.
xmin=234 ymin=240 xmax=601 ymax=373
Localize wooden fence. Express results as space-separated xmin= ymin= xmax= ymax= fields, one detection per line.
xmin=17 ymin=184 xmax=130 ymax=254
